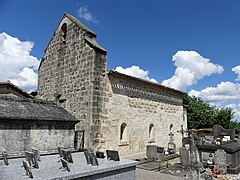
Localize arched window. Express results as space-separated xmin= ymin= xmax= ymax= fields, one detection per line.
xmin=170 ymin=124 xmax=173 ymax=132
xmin=61 ymin=23 xmax=67 ymax=44
xmin=120 ymin=123 xmax=127 ymax=141
xmin=149 ymin=124 xmax=154 ymax=139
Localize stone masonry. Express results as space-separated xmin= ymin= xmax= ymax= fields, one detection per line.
xmin=38 ymin=13 xmax=187 ymax=155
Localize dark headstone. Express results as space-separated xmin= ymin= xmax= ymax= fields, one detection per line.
xmin=2 ymin=152 xmax=9 ymax=165
xmin=84 ymin=151 xmax=92 ymax=164
xmin=59 ymin=159 xmax=70 ymax=172
xmin=62 ymin=149 xmax=73 ymax=163
xmin=22 ymin=160 xmax=33 ymax=178
xmin=106 ymin=150 xmax=120 ymax=161
xmin=25 ymin=151 xmax=39 ymax=169
xmin=89 ymin=152 xmax=99 ymax=166
xmin=96 ymin=151 xmax=105 ymax=158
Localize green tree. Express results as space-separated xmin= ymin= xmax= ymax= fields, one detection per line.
xmin=183 ymin=95 xmax=235 ymax=129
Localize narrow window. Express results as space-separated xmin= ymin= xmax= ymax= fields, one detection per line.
xmin=170 ymin=124 xmax=173 ymax=131
xmin=149 ymin=124 xmax=154 ymax=139
xmin=120 ymin=123 xmax=127 ymax=141
xmin=61 ymin=23 xmax=67 ymax=44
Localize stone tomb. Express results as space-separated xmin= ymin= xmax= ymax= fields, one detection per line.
xmin=0 ymin=152 xmax=136 ymax=180
xmin=198 ymin=140 xmax=240 ymax=174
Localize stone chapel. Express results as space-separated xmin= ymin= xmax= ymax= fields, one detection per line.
xmin=38 ymin=13 xmax=187 ymax=155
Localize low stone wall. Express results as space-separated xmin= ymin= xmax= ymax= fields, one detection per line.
xmin=0 ymin=120 xmax=76 ymax=156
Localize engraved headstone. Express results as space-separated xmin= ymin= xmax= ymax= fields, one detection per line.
xmin=25 ymin=151 xmax=39 ymax=169
xmin=179 ymin=146 xmax=190 ymax=169
xmin=22 ymin=160 xmax=33 ymax=178
xmin=32 ymin=148 xmax=41 ymax=161
xmin=59 ymin=159 xmax=70 ymax=172
xmin=84 ymin=151 xmax=91 ymax=164
xmin=214 ymin=149 xmax=227 ymax=175
xmin=62 ymin=149 xmax=73 ymax=163
xmin=106 ymin=150 xmax=120 ymax=161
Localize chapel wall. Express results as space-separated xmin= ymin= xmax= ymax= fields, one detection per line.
xmin=100 ymin=73 xmax=187 ymax=155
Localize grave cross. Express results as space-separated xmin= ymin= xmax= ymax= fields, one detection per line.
xmin=168 ymin=132 xmax=174 ymax=143
xmin=177 ymin=125 xmax=188 ymax=138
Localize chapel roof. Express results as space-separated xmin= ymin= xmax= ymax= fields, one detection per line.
xmin=107 ymin=70 xmax=186 ymax=95
xmin=0 ymin=96 xmax=78 ymax=122
xmin=0 ymin=81 xmax=33 ymax=99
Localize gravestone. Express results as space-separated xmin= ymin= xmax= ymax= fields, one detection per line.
xmin=96 ymin=151 xmax=105 ymax=158
xmin=213 ymin=125 xmax=235 ymax=140
xmin=214 ymin=149 xmax=227 ymax=175
xmin=22 ymin=160 xmax=34 ymax=178
xmin=89 ymin=152 xmax=99 ymax=166
xmin=59 ymin=159 xmax=70 ymax=172
xmin=168 ymin=132 xmax=176 ymax=154
xmin=62 ymin=149 xmax=73 ymax=163
xmin=84 ymin=151 xmax=92 ymax=164
xmin=2 ymin=151 xmax=9 ymax=165
xmin=32 ymin=148 xmax=41 ymax=161
xmin=106 ymin=150 xmax=120 ymax=161
xmin=25 ymin=151 xmax=39 ymax=169
xmin=179 ymin=146 xmax=190 ymax=169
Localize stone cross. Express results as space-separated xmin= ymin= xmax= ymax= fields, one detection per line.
xmin=168 ymin=132 xmax=174 ymax=143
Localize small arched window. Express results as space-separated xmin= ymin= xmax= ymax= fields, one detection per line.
xmin=149 ymin=124 xmax=155 ymax=141
xmin=61 ymin=23 xmax=67 ymax=44
xmin=170 ymin=124 xmax=173 ymax=132
xmin=120 ymin=123 xmax=127 ymax=141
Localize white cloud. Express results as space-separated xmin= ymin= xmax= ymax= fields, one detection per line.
xmin=77 ymin=7 xmax=98 ymax=23
xmin=114 ymin=65 xmax=158 ymax=83
xmin=189 ymin=81 xmax=240 ymax=102
xmin=232 ymin=65 xmax=240 ymax=81
xmin=0 ymin=32 xmax=39 ymax=92
xmin=189 ymin=81 xmax=240 ymax=120
xmin=226 ymin=103 xmax=240 ymax=120
xmin=162 ymin=51 xmax=224 ymax=91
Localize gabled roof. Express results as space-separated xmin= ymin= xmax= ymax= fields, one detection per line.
xmin=107 ymin=70 xmax=186 ymax=95
xmin=64 ymin=13 xmax=96 ymax=37
xmin=0 ymin=96 xmax=79 ymax=122
xmin=0 ymin=81 xmax=33 ymax=99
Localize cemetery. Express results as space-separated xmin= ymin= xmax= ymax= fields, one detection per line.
xmin=0 ymin=148 xmax=136 ymax=180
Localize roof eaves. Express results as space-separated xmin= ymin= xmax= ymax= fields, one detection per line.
xmin=107 ymin=70 xmax=186 ymax=95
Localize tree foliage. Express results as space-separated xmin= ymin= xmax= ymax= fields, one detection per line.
xmin=183 ymin=95 xmax=238 ymax=130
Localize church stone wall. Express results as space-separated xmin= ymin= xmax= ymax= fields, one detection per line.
xmin=38 ymin=15 xmax=107 ymax=150
xmin=99 ymin=73 xmax=187 ymax=155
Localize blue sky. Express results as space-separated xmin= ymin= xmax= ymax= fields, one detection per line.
xmin=0 ymin=0 xmax=240 ymax=120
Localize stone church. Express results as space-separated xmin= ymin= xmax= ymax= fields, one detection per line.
xmin=38 ymin=13 xmax=187 ymax=155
